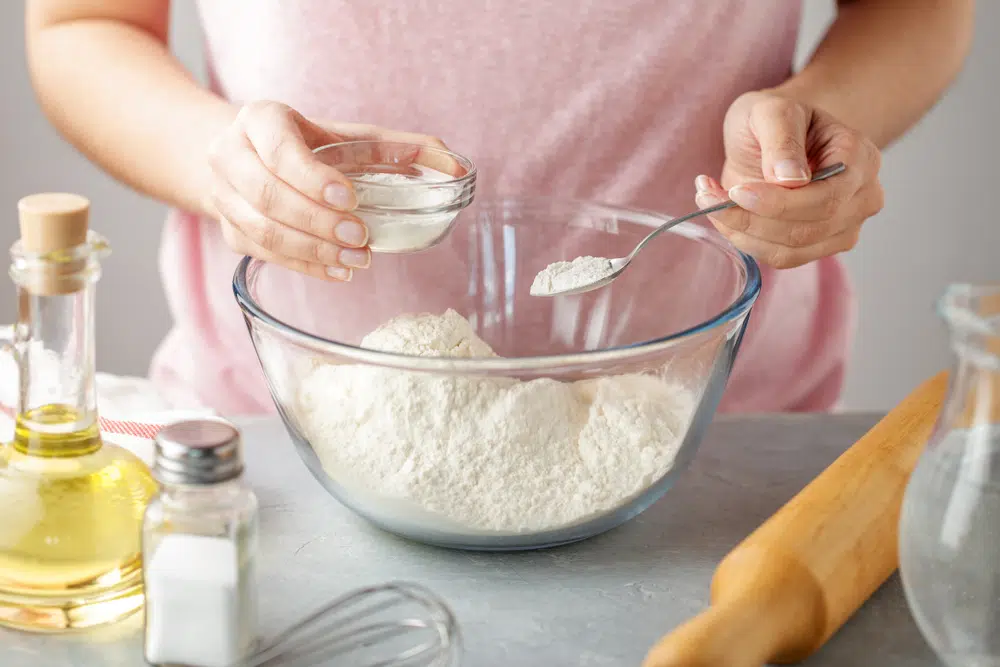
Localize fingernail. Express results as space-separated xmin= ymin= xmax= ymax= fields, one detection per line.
xmin=728 ymin=185 xmax=760 ymax=211
xmin=334 ymin=219 xmax=368 ymax=246
xmin=695 ymin=175 xmax=713 ymax=193
xmin=696 ymin=191 xmax=724 ymax=209
xmin=324 ymin=184 xmax=356 ymax=210
xmin=339 ymin=247 xmax=371 ymax=269
xmin=773 ymin=159 xmax=809 ymax=182
xmin=326 ymin=266 xmax=353 ymax=281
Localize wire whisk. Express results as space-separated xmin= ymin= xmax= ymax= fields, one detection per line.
xmin=234 ymin=581 xmax=461 ymax=667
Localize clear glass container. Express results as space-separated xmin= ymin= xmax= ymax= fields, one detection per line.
xmin=141 ymin=479 xmax=259 ymax=559
xmin=142 ymin=420 xmax=259 ymax=667
xmin=313 ymin=140 xmax=476 ymax=253
xmin=234 ymin=197 xmax=760 ymax=550
xmin=900 ymin=283 xmax=1000 ymax=666
xmin=0 ymin=197 xmax=158 ymax=632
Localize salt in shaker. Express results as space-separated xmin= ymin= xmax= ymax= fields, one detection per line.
xmin=142 ymin=420 xmax=259 ymax=667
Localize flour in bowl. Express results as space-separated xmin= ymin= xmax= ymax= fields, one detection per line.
xmin=357 ymin=308 xmax=496 ymax=358
xmin=297 ymin=309 xmax=694 ymax=533
xmin=530 ymin=256 xmax=615 ymax=296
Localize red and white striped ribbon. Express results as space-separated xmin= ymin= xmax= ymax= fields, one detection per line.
xmin=0 ymin=403 xmax=165 ymax=440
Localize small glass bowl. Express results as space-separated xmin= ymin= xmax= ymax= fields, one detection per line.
xmin=313 ymin=140 xmax=476 ymax=254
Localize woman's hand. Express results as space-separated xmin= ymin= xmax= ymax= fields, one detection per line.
xmin=206 ymin=100 xmax=451 ymax=281
xmin=695 ymin=91 xmax=884 ymax=269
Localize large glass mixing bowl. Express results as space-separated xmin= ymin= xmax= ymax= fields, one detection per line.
xmin=233 ymin=197 xmax=760 ymax=550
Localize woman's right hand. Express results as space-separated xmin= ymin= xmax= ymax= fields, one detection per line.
xmin=206 ymin=100 xmax=450 ymax=282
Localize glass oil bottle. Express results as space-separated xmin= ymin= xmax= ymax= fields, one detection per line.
xmin=0 ymin=193 xmax=157 ymax=631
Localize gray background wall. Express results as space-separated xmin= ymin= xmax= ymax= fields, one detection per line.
xmin=0 ymin=1 xmax=996 ymax=411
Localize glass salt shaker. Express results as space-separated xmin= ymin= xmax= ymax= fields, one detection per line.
xmin=899 ymin=283 xmax=1000 ymax=667
xmin=142 ymin=420 xmax=259 ymax=667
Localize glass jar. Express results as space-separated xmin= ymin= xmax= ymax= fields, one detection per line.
xmin=142 ymin=420 xmax=259 ymax=667
xmin=899 ymin=283 xmax=1000 ymax=666
xmin=313 ymin=140 xmax=476 ymax=253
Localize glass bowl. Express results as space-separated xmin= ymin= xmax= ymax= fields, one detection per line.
xmin=233 ymin=197 xmax=760 ymax=550
xmin=313 ymin=140 xmax=476 ymax=254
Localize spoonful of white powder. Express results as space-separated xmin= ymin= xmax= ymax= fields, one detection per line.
xmin=529 ymin=256 xmax=617 ymax=296
xmin=529 ymin=162 xmax=847 ymax=297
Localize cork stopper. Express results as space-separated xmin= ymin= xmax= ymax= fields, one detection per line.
xmin=18 ymin=193 xmax=90 ymax=253
xmin=16 ymin=193 xmax=92 ymax=295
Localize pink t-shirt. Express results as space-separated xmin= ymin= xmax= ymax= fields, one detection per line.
xmin=151 ymin=0 xmax=854 ymax=415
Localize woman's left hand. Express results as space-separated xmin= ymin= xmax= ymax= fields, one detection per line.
xmin=696 ymin=90 xmax=884 ymax=269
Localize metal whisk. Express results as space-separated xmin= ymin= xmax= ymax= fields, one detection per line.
xmin=234 ymin=581 xmax=461 ymax=667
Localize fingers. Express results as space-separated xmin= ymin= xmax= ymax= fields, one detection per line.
xmin=220 ymin=218 xmax=354 ymax=283
xmin=235 ymin=101 xmax=358 ymax=210
xmin=207 ymin=100 xmax=465 ymax=282
xmin=695 ymin=176 xmax=881 ymax=269
xmin=215 ymin=132 xmax=368 ymax=247
xmin=709 ymin=91 xmax=884 ymax=269
xmin=388 ymin=139 xmax=465 ymax=178
xmin=723 ymin=166 xmax=865 ymax=225
xmin=212 ymin=179 xmax=370 ymax=273
xmin=702 ymin=129 xmax=880 ymax=228
xmin=704 ymin=184 xmax=881 ymax=248
xmin=207 ymin=100 xmax=378 ymax=278
xmin=714 ymin=224 xmax=861 ymax=270
xmin=749 ymin=97 xmax=812 ymax=185
xmin=722 ymin=126 xmax=877 ymax=226
xmin=322 ymin=122 xmax=465 ymax=177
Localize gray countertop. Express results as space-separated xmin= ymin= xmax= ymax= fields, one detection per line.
xmin=0 ymin=413 xmax=941 ymax=666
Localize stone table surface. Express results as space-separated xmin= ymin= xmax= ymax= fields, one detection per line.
xmin=0 ymin=413 xmax=942 ymax=666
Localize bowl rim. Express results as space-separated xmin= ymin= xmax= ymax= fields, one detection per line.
xmin=312 ymin=139 xmax=478 ymax=187
xmin=232 ymin=196 xmax=762 ymax=372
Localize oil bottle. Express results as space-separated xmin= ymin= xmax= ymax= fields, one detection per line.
xmin=0 ymin=193 xmax=157 ymax=631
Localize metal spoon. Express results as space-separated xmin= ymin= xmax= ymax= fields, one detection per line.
xmin=531 ymin=162 xmax=847 ymax=297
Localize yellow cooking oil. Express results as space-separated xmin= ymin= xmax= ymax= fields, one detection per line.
xmin=0 ymin=403 xmax=157 ymax=631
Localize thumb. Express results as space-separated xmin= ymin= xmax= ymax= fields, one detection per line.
xmin=294 ymin=113 xmax=350 ymax=150
xmin=750 ymin=97 xmax=812 ymax=185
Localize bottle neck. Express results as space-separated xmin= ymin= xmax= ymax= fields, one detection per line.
xmin=12 ymin=279 xmax=100 ymax=456
xmin=940 ymin=350 xmax=1000 ymax=432
xmin=936 ymin=284 xmax=1000 ymax=433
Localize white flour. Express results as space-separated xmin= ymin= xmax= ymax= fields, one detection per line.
xmin=357 ymin=309 xmax=496 ymax=358
xmin=351 ymin=169 xmax=458 ymax=252
xmin=297 ymin=310 xmax=694 ymax=534
xmin=530 ymin=256 xmax=615 ymax=296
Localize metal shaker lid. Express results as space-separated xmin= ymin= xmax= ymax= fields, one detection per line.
xmin=153 ymin=420 xmax=245 ymax=485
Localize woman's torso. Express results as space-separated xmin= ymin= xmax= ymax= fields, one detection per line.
xmin=152 ymin=0 xmax=853 ymax=414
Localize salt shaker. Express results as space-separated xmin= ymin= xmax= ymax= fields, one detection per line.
xmin=142 ymin=420 xmax=259 ymax=667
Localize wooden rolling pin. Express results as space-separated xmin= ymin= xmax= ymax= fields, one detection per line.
xmin=643 ymin=371 xmax=950 ymax=667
